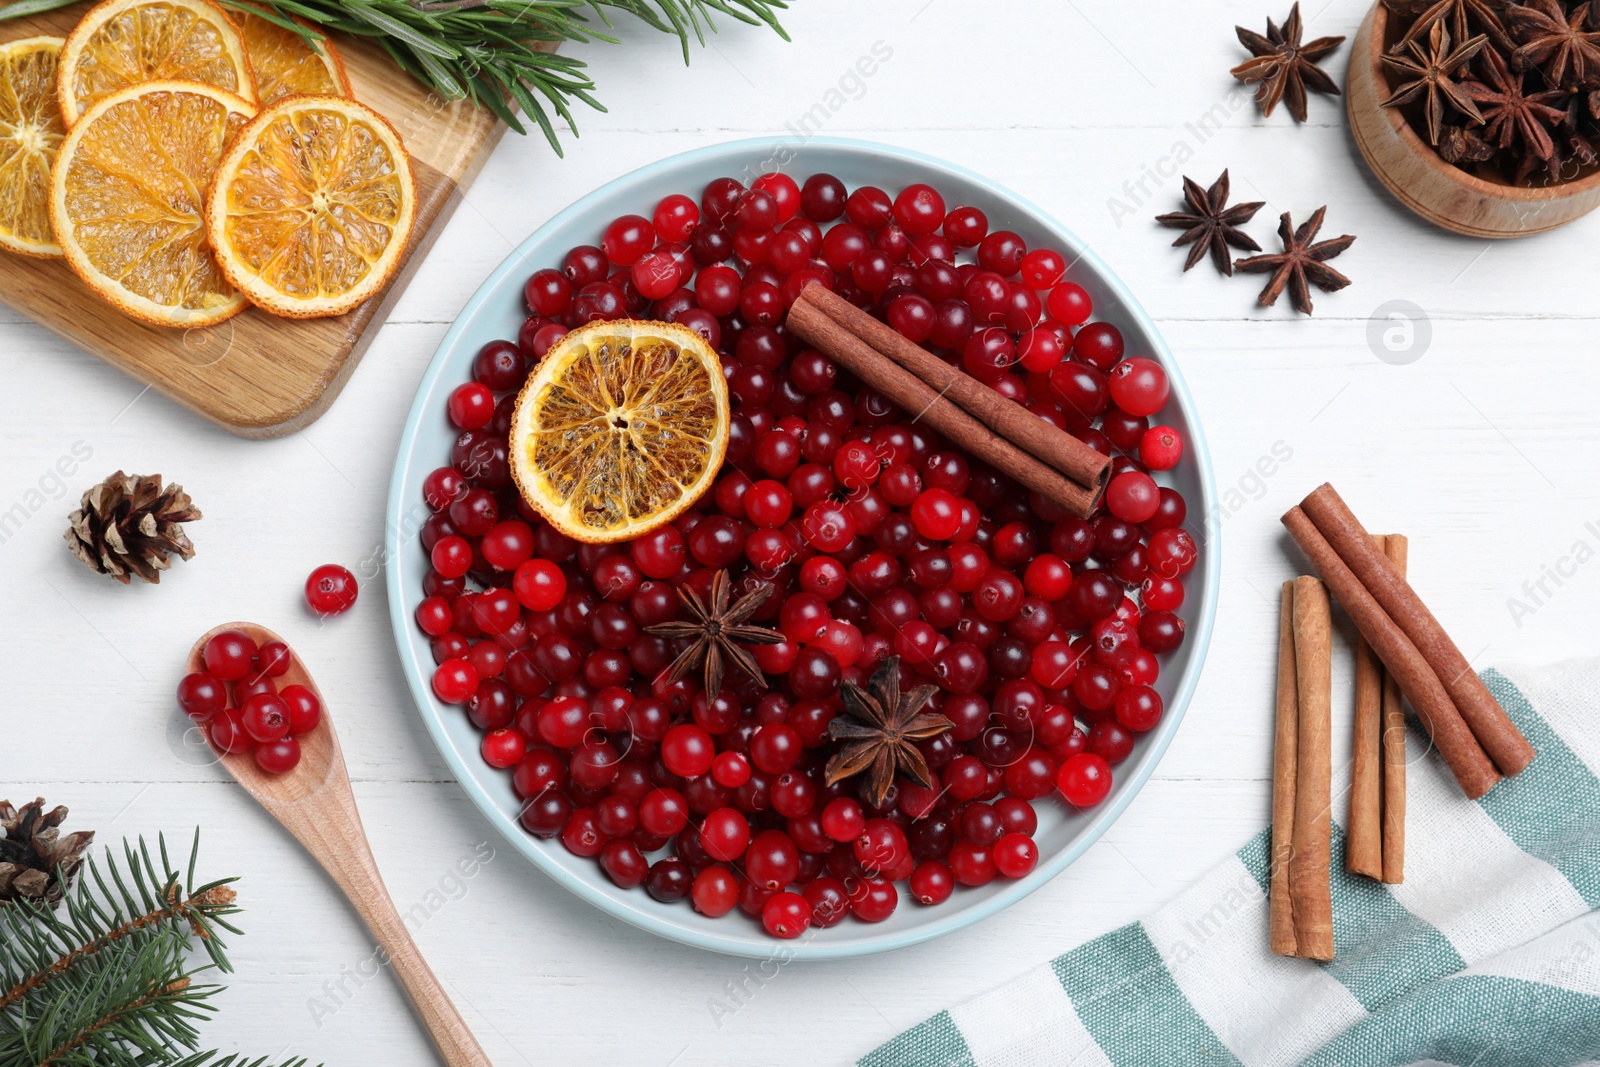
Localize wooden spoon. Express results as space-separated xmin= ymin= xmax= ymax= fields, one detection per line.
xmin=187 ymin=622 xmax=490 ymax=1067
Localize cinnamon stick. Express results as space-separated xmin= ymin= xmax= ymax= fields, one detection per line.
xmin=799 ymin=284 xmax=1112 ymax=500
xmin=785 ymin=295 xmax=1103 ymax=517
xmin=1283 ymin=506 xmax=1501 ymax=798
xmin=1289 ymin=577 xmax=1335 ymax=962
xmin=1298 ymin=483 xmax=1534 ymax=778
xmin=1381 ymin=534 xmax=1409 ymax=885
xmin=1270 ymin=580 xmax=1301 ymax=959
xmin=1347 ymin=537 xmax=1386 ymax=881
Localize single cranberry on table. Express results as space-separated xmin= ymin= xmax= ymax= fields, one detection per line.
xmin=305 ymin=564 xmax=358 ymax=616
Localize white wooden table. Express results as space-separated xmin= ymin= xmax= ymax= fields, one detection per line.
xmin=6 ymin=1 xmax=1598 ymax=1063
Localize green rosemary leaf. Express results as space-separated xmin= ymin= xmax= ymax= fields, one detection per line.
xmin=506 ymin=76 xmax=564 ymax=152
xmin=0 ymin=0 xmax=81 ymax=20
xmin=416 ymin=49 xmax=468 ymax=98
xmin=344 ymin=2 xmax=459 ymax=57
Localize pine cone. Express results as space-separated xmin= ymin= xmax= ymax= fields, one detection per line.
xmin=65 ymin=472 xmax=200 ymax=584
xmin=0 ymin=799 xmax=94 ymax=909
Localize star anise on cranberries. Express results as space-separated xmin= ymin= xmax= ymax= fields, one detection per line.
xmin=1381 ymin=22 xmax=1488 ymax=144
xmin=1230 ymin=3 xmax=1347 ymax=123
xmin=1154 ymin=170 xmax=1265 ymax=276
xmin=823 ymin=656 xmax=951 ymax=808
xmin=1463 ymin=44 xmax=1570 ymax=160
xmin=1235 ymin=207 xmax=1357 ymax=316
xmin=1506 ymin=0 xmax=1600 ymax=88
xmin=644 ymin=570 xmax=783 ymax=696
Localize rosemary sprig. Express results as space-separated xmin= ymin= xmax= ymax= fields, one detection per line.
xmin=0 ymin=0 xmax=793 ymax=154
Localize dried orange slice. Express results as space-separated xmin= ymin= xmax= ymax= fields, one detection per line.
xmin=204 ymin=96 xmax=416 ymax=319
xmin=50 ymin=80 xmax=255 ymax=327
xmin=235 ymin=10 xmax=351 ymax=104
xmin=0 ymin=37 xmax=66 ymax=257
xmin=510 ymin=320 xmax=730 ymax=544
xmin=58 ymin=0 xmax=257 ymax=126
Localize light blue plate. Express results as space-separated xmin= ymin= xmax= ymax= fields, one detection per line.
xmin=385 ymin=137 xmax=1219 ymax=959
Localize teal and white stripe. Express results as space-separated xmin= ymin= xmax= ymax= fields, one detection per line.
xmin=861 ymin=661 xmax=1600 ymax=1067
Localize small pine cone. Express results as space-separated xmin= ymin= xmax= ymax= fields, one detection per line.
xmin=0 ymin=798 xmax=95 ymax=909
xmin=65 ymin=472 xmax=200 ymax=585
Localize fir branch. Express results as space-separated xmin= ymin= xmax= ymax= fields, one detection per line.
xmin=0 ymin=830 xmax=305 ymax=1067
xmin=0 ymin=0 xmax=793 ymax=154
xmin=34 ymin=975 xmax=205 ymax=1067
xmin=0 ymin=833 xmax=238 ymax=1013
xmin=0 ymin=934 xmax=221 ymax=1067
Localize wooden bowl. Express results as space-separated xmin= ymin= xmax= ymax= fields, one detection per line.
xmin=1347 ymin=0 xmax=1600 ymax=237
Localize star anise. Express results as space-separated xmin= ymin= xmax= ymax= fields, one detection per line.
xmin=1463 ymin=44 xmax=1570 ymax=159
xmin=1381 ymin=22 xmax=1489 ymax=144
xmin=1231 ymin=3 xmax=1347 ymax=123
xmin=1154 ymin=171 xmax=1265 ymax=276
xmin=644 ymin=570 xmax=784 ymax=696
xmin=823 ymin=656 xmax=951 ymax=808
xmin=1439 ymin=122 xmax=1500 ymax=160
xmin=1386 ymin=0 xmax=1515 ymax=53
xmin=1505 ymin=0 xmax=1600 ymax=88
xmin=1235 ymin=208 xmax=1356 ymax=316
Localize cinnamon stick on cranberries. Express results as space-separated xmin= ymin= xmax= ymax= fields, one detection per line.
xmin=786 ymin=284 xmax=1112 ymax=518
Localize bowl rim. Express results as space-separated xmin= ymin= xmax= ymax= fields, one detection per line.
xmin=1362 ymin=1 xmax=1600 ymax=200
xmin=384 ymin=135 xmax=1221 ymax=959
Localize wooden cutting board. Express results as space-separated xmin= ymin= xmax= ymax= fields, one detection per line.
xmin=0 ymin=9 xmax=534 ymax=438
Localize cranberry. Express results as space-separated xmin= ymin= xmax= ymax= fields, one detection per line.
xmin=1058 ymin=752 xmax=1113 ymax=807
xmin=892 ymin=183 xmax=946 ymax=235
xmin=1139 ymin=610 xmax=1186 ymax=654
xmin=851 ymin=878 xmax=898 ymax=922
xmin=762 ymin=891 xmax=812 ymax=939
xmin=993 ymin=833 xmax=1039 ymax=878
xmin=692 ymin=865 xmax=740 ymax=916
xmin=1073 ymin=322 xmax=1124 ymax=369
xmin=600 ymin=214 xmax=654 ymax=266
xmin=254 ymin=737 xmax=301 ymax=774
xmin=746 ymin=829 xmax=800 ymax=891
xmin=977 ymin=230 xmax=1026 ymax=276
xmin=949 ymin=841 xmax=996 ymax=886
xmin=910 ymin=861 xmax=954 ymax=905
xmin=799 ymin=173 xmax=847 ymax=220
xmin=700 ymin=807 xmax=751 ymax=862
xmin=1047 ymin=283 xmax=1093 ymax=326
xmin=177 ymin=672 xmax=226 ymax=721
xmin=845 ymin=186 xmax=892 ymax=228
xmin=240 ymin=694 xmax=290 ymax=743
xmin=661 ymin=724 xmax=715 ymax=778
xmin=281 ymin=685 xmax=322 ymax=735
xmin=1108 ymin=356 xmax=1170 ymax=416
xmin=639 ymin=788 xmax=690 ymax=837
xmin=203 ymin=630 xmax=256 ymax=681
xmin=1140 ymin=425 xmax=1184 ymax=470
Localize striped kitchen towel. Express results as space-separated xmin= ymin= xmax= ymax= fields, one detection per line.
xmin=861 ymin=661 xmax=1600 ymax=1067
